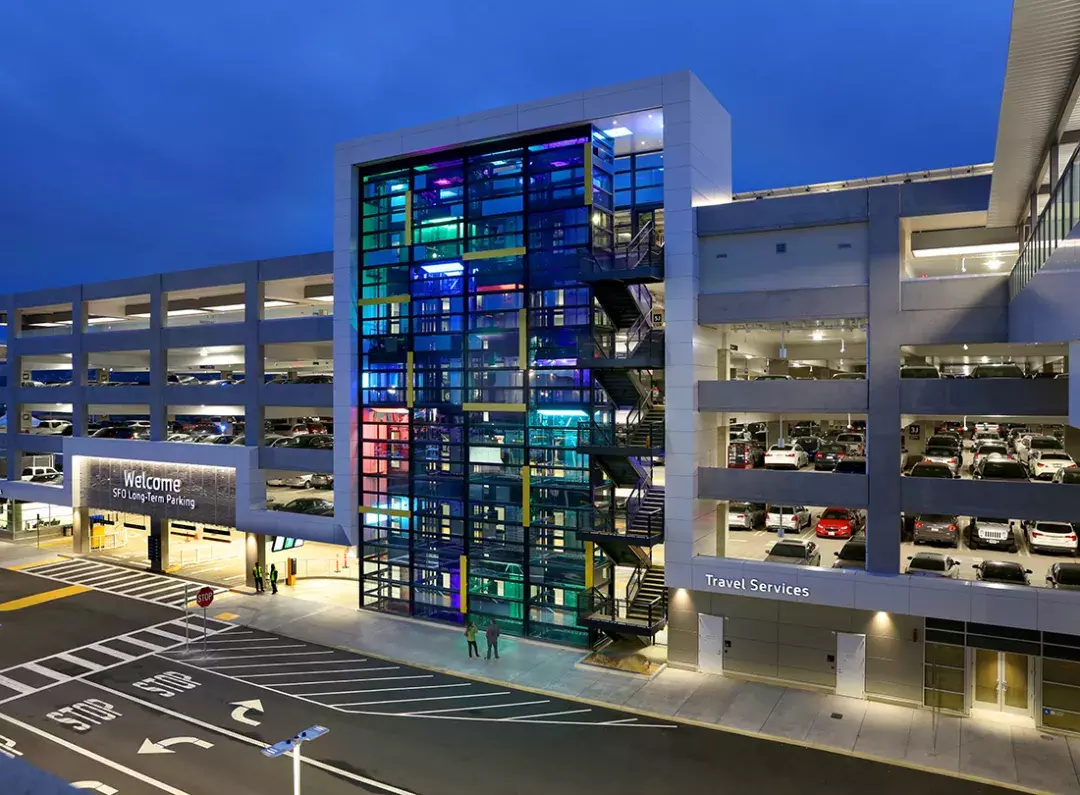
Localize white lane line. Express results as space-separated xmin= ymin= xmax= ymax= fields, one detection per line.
xmin=0 ymin=674 xmax=33 ymax=695
xmin=90 ymin=644 xmax=135 ymax=662
xmin=22 ymin=663 xmax=70 ymax=683
xmin=197 ymin=637 xmax=280 ymax=645
xmin=334 ymin=691 xmax=513 ymax=708
xmin=142 ymin=627 xmax=190 ymax=644
xmin=164 ymin=644 xmax=307 ymax=655
xmin=184 ymin=651 xmax=336 ymax=662
xmin=118 ymin=635 xmax=171 ymax=652
xmin=80 ymin=680 xmax=416 ymax=795
xmin=212 ymin=658 xmax=366 ymax=672
xmin=275 ymin=674 xmax=433 ymax=687
xmin=403 ymin=699 xmax=549 ymax=716
xmin=0 ymin=711 xmax=193 ymax=795
xmin=600 ymin=717 xmax=639 ymax=725
xmin=503 ymin=709 xmax=592 ymax=721
xmin=301 ymin=683 xmax=470 ymax=697
xmin=55 ymin=652 xmax=104 ymax=672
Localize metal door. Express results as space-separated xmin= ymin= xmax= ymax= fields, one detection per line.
xmin=835 ymin=632 xmax=866 ymax=699
xmin=972 ymin=650 xmax=1031 ymax=715
xmin=698 ymin=614 xmax=724 ymax=675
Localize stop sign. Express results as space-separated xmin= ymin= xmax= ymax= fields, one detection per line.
xmin=196 ymin=587 xmax=215 ymax=609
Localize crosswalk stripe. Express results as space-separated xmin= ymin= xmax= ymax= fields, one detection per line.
xmin=55 ymin=653 xmax=103 ymax=673
xmin=142 ymin=627 xmax=188 ymax=644
xmin=0 ymin=675 xmax=33 ymax=695
xmin=77 ymin=571 xmax=144 ymax=586
xmin=89 ymin=645 xmax=135 ymax=662
xmin=22 ymin=663 xmax=69 ymax=683
xmin=115 ymin=635 xmax=170 ymax=652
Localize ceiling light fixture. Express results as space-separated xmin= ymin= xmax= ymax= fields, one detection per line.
xmin=309 ymin=295 xmax=334 ymax=302
xmin=537 ymin=409 xmax=589 ymax=417
xmin=810 ymin=330 xmax=825 ymax=341
xmin=420 ymin=261 xmax=464 ymax=275
xmin=985 ymin=259 xmax=1004 ymax=270
xmin=911 ymin=242 xmax=1019 ymax=259
xmin=603 ymin=127 xmax=633 ymax=138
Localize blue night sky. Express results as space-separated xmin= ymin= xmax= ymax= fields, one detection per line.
xmin=0 ymin=0 xmax=1012 ymax=292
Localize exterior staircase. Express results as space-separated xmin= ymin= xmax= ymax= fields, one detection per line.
xmin=626 ymin=405 xmax=664 ymax=449
xmin=627 ymin=485 xmax=664 ymax=536
xmin=627 ymin=565 xmax=666 ymax=624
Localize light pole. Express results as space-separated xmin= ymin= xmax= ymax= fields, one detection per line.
xmin=262 ymin=725 xmax=329 ymax=795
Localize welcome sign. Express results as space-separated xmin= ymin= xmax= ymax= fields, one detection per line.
xmin=78 ymin=457 xmax=236 ymax=527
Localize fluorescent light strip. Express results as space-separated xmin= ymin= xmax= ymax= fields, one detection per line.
xmin=603 ymin=126 xmax=633 ymax=138
xmin=911 ymin=242 xmax=1019 ymax=259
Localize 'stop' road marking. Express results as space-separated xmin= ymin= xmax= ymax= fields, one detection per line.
xmin=0 ymin=584 xmax=91 ymax=611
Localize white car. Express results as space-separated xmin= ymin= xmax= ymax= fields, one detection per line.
xmin=1026 ymin=521 xmax=1079 ymax=555
xmin=764 ymin=444 xmax=808 ymax=470
xmin=922 ymin=444 xmax=962 ymax=476
xmin=29 ymin=419 xmax=71 ymax=435
xmin=971 ymin=431 xmax=1000 ymax=449
xmin=1029 ymin=450 xmax=1076 ymax=480
xmin=765 ymin=504 xmax=811 ymax=532
xmin=974 ymin=422 xmax=1000 ymax=436
xmin=20 ymin=466 xmax=61 ymax=482
xmin=1016 ymin=434 xmax=1065 ymax=465
xmin=835 ymin=432 xmax=866 ymax=455
xmin=972 ymin=441 xmax=1010 ymax=471
xmin=126 ymin=420 xmax=152 ymax=430
xmin=267 ymin=473 xmax=315 ymax=488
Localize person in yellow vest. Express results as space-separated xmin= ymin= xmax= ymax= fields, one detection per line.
xmin=464 ymin=621 xmax=479 ymax=658
xmin=252 ymin=563 xmax=264 ymax=593
xmin=269 ymin=563 xmax=279 ymax=595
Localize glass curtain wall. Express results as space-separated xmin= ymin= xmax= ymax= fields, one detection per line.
xmin=358 ymin=127 xmax=616 ymax=645
xmin=614 ymin=150 xmax=665 ymax=248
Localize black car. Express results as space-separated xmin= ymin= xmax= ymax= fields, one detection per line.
xmin=814 ymin=443 xmax=848 ymax=471
xmin=971 ymin=363 xmax=1026 ymax=379
xmin=90 ymin=426 xmax=148 ymax=440
xmin=273 ymin=497 xmax=333 ymax=515
xmin=1046 ymin=562 xmax=1080 ymax=590
xmin=906 ymin=461 xmax=957 ymax=478
xmin=832 ymin=538 xmax=866 ymax=569
xmin=291 ymin=374 xmax=334 ymax=385
xmin=926 ymin=434 xmax=962 ymax=455
xmin=833 ymin=456 xmax=867 ymax=475
xmin=912 ymin=513 xmax=960 ymax=547
xmin=972 ymin=560 xmax=1032 ymax=585
xmin=900 ymin=365 xmax=941 ymax=379
xmin=280 ymin=433 xmax=334 ymax=450
xmin=972 ymin=457 xmax=1029 ymax=481
xmin=794 ymin=436 xmax=824 ymax=457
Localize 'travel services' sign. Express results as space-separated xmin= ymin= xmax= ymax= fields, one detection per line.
xmin=78 ymin=457 xmax=236 ymax=527
xmin=704 ymin=573 xmax=810 ymax=598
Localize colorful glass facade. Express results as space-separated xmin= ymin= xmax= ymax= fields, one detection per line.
xmin=357 ymin=127 xmax=622 ymax=645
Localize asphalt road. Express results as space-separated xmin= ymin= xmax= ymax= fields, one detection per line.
xmin=0 ymin=565 xmax=1016 ymax=795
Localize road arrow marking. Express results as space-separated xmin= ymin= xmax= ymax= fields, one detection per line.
xmin=72 ymin=783 xmax=118 ymax=794
xmin=138 ymin=736 xmax=214 ymax=754
xmin=229 ymin=699 xmax=264 ymax=727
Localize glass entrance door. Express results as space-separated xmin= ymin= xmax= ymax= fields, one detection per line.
xmin=973 ymin=649 xmax=1030 ymax=715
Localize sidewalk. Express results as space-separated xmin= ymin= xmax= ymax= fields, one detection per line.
xmin=4 ymin=541 xmax=1079 ymax=794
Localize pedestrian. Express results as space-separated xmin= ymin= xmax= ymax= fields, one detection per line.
xmin=269 ymin=563 xmax=279 ymax=595
xmin=485 ymin=618 xmax=501 ymax=660
xmin=464 ymin=621 xmax=480 ymax=658
xmin=252 ymin=562 xmax=264 ymax=593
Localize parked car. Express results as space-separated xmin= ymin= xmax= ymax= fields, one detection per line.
xmin=972 ymin=441 xmax=1010 ymax=471
xmin=264 ymin=434 xmax=297 ymax=448
xmin=283 ymin=473 xmax=316 ymax=489
xmin=906 ymin=461 xmax=958 ymax=479
xmin=973 ymin=422 xmax=1001 ymax=436
xmin=1029 ymin=450 xmax=1076 ymax=480
xmin=753 ymin=374 xmax=793 ymax=381
xmin=926 ymin=433 xmax=962 ymax=453
xmin=831 ymin=372 xmax=865 ymax=380
xmin=29 ymin=419 xmax=72 ymax=436
xmin=967 ymin=517 xmax=1018 ymax=552
xmin=288 ymin=433 xmax=334 ymax=450
xmin=765 ymin=504 xmax=811 ymax=532
xmin=921 ymin=445 xmax=962 ymax=476
xmin=972 ymin=456 xmax=1029 ymax=481
xmin=815 ymin=507 xmax=863 ymax=539
xmin=727 ymin=441 xmax=764 ymax=469
xmin=727 ymin=502 xmax=765 ymax=530
xmin=971 ymin=362 xmax=1026 ymax=378
xmin=834 ymin=432 xmax=865 ymax=455
xmin=972 ymin=560 xmax=1031 ymax=585
xmin=832 ymin=456 xmax=867 ymax=474
xmin=1046 ymin=562 xmax=1080 ymax=590
xmin=167 ymin=433 xmax=194 ymax=443
xmin=832 ymin=538 xmax=867 ymax=569
xmin=1005 ymin=426 xmax=1030 ymax=451
xmin=90 ymin=426 xmax=148 ymax=440
xmin=272 ymin=497 xmax=333 ymax=516
xmin=794 ymin=436 xmax=824 ymax=458
xmin=900 ymin=365 xmax=941 ymax=379
xmin=1052 ymin=466 xmax=1080 ymax=484
xmin=764 ymin=444 xmax=808 ymax=470
xmin=20 ymin=466 xmax=61 ymax=483
xmin=912 ymin=513 xmax=960 ymax=547
xmin=765 ymin=539 xmax=821 ymax=566
xmin=310 ymin=472 xmax=334 ymax=490
xmin=814 ymin=443 xmax=848 ymax=471
xmin=1025 ymin=521 xmax=1079 ymax=556
xmin=289 ymin=374 xmax=334 ymax=385
xmin=1016 ymin=434 xmax=1065 ymax=465
xmin=906 ymin=552 xmax=960 ymax=578
xmin=166 ymin=374 xmax=198 ymax=385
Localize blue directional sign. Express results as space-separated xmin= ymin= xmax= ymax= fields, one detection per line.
xmin=262 ymin=740 xmax=294 ymax=759
xmin=262 ymin=725 xmax=329 ymax=758
xmin=298 ymin=725 xmax=329 ymax=742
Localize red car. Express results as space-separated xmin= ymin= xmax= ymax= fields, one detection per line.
xmin=815 ymin=507 xmax=864 ymax=539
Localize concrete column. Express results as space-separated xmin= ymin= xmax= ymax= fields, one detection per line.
xmin=245 ymin=532 xmax=267 ymax=588
xmin=71 ymin=506 xmax=90 ymax=555
xmin=866 ymin=186 xmax=903 ymax=575
xmin=149 ymin=517 xmax=170 ymax=573
xmin=71 ymin=291 xmax=87 ymax=437
xmin=148 ymin=280 xmax=167 ymax=441
xmin=244 ymin=272 xmax=265 ymax=447
xmin=715 ymin=335 xmax=730 ymax=557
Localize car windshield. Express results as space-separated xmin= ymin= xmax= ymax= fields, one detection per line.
xmin=924 ymin=447 xmax=956 ymax=457
xmin=919 ymin=514 xmax=955 ymax=524
xmin=1031 ymin=438 xmax=1064 ymax=450
xmin=1055 ymin=566 xmax=1080 ymax=585
xmin=910 ymin=555 xmax=947 ymax=572
xmin=975 ymin=364 xmax=1024 ymax=377
xmin=730 ymin=503 xmax=754 ymax=511
xmin=821 ymin=509 xmax=849 ymax=520
xmin=1039 ymin=452 xmax=1072 ymax=461
xmin=795 ymin=437 xmax=816 ymax=446
xmin=981 ymin=461 xmax=1027 ymax=478
xmin=901 ymin=367 xmax=938 ymax=378
xmin=912 ymin=464 xmax=951 ymax=477
xmin=837 ymin=543 xmax=866 ymax=561
xmin=983 ymin=563 xmax=1027 ymax=582
xmin=834 ymin=460 xmax=866 ymax=473
xmin=1037 ymin=523 xmax=1074 ymax=534
xmin=1061 ymin=470 xmax=1080 ymax=483
xmin=976 ymin=517 xmax=1009 ymax=525
xmin=769 ymin=544 xmax=806 ymax=558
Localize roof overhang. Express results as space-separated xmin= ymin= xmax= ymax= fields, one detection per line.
xmin=987 ymin=0 xmax=1080 ymax=228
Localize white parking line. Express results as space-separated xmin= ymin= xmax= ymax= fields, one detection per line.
xmin=200 ymin=637 xmax=280 ymax=645
xmin=22 ymin=662 xmax=69 ymax=683
xmin=117 ymin=635 xmax=172 ymax=652
xmin=503 ymin=709 xmax=591 ymax=721
xmin=249 ymin=667 xmax=398 ymax=683
xmin=185 ymin=650 xmax=336 ymax=662
xmin=404 ymin=699 xmax=549 ymax=716
xmin=301 ymin=683 xmax=470 ymax=697
xmin=166 ymin=644 xmax=307 ymax=655
xmin=213 ymin=659 xmax=371 ymax=672
xmin=336 ymin=691 xmax=513 ymax=708
xmin=142 ymin=627 xmax=190 ymax=644
xmin=89 ymin=644 xmax=135 ymax=662
xmin=276 ymin=674 xmax=434 ymax=687
xmin=601 ymin=717 xmax=638 ymax=725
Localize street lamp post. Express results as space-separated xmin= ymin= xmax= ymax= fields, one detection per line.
xmin=262 ymin=725 xmax=329 ymax=795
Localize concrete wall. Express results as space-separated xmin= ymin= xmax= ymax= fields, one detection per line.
xmin=698 ymin=379 xmax=868 ymax=414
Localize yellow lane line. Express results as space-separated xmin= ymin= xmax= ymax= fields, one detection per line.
xmin=0 ymin=584 xmax=92 ymax=612
xmin=7 ymin=559 xmax=64 ymax=571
